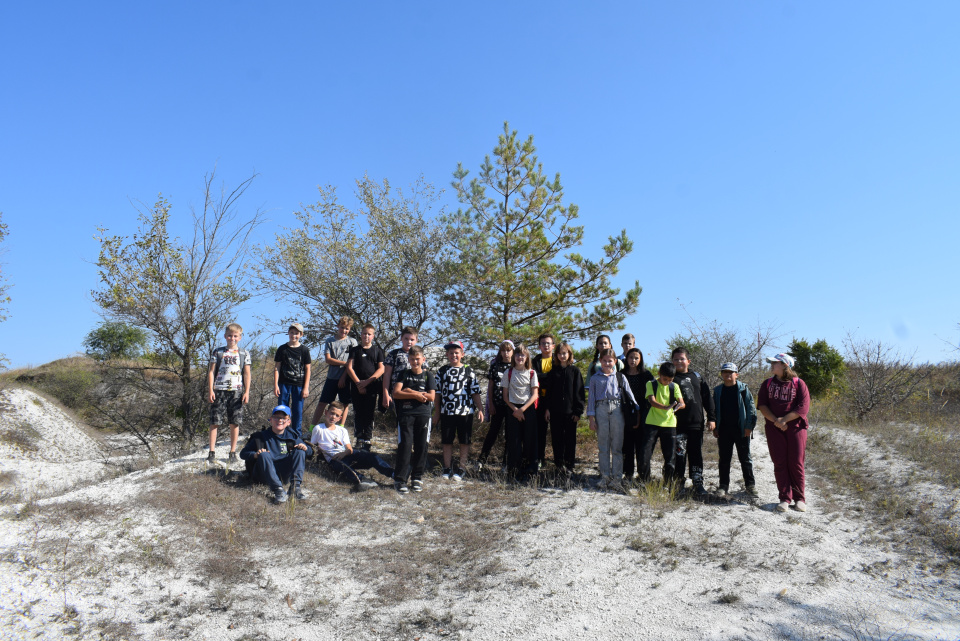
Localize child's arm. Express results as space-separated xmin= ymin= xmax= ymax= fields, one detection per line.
xmin=346 ymin=358 xmax=360 ymax=384
xmin=302 ymin=361 xmax=311 ymax=398
xmin=207 ymin=361 xmax=217 ymax=403
xmin=368 ymin=360 xmax=385 ymax=386
xmin=392 ymin=382 xmax=418 ymax=400
xmin=471 ymin=392 xmax=484 ymax=422
xmin=273 ymin=361 xmax=281 ymax=398
xmin=382 ymin=364 xmax=394 ymax=407
xmin=241 ymin=363 xmax=251 ymax=404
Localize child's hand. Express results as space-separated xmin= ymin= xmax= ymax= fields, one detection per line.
xmin=209 ymin=391 xmax=216 ymax=403
xmin=476 ymin=409 xmax=484 ymax=423
xmin=274 ymin=386 xmax=281 ymax=398
xmin=302 ymin=387 xmax=310 ymax=399
xmin=588 ymin=417 xmax=597 ymax=432
xmin=382 ymin=394 xmax=392 ymax=408
xmin=512 ymin=407 xmax=525 ymax=421
xmin=242 ymin=391 xmax=249 ymax=404
xmin=744 ymin=429 xmax=752 ymax=437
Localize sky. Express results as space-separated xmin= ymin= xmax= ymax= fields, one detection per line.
xmin=1 ymin=1 xmax=959 ymax=369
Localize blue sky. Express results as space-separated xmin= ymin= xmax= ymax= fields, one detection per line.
xmin=1 ymin=2 xmax=958 ymax=368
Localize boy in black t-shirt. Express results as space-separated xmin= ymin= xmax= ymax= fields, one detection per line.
xmin=274 ymin=323 xmax=312 ymax=439
xmin=345 ymin=323 xmax=385 ymax=451
xmin=391 ymin=346 xmax=435 ymax=494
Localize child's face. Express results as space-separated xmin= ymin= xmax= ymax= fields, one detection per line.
xmin=360 ymin=328 xmax=375 ymax=346
xmin=597 ymin=337 xmax=611 ymax=351
xmin=771 ymin=361 xmax=785 ymax=377
xmin=626 ymin=352 xmax=641 ymax=370
xmin=622 ymin=337 xmax=635 ymax=352
xmin=538 ymin=337 xmax=554 ymax=356
xmin=512 ymin=351 xmax=527 ymax=368
xmin=500 ymin=346 xmax=514 ymax=362
xmin=402 ymin=333 xmax=417 ymax=350
xmin=224 ymin=330 xmax=242 ymax=348
xmin=557 ymin=348 xmax=571 ymax=365
xmin=288 ymin=328 xmax=303 ymax=343
xmin=446 ymin=347 xmax=463 ymax=367
xmin=600 ymin=355 xmax=617 ymax=373
xmin=269 ymin=412 xmax=290 ymax=434
xmin=658 ymin=374 xmax=674 ymax=386
xmin=408 ymin=353 xmax=424 ymax=370
xmin=336 ymin=323 xmax=351 ymax=339
xmin=325 ymin=407 xmax=344 ymax=426
xmin=721 ymin=370 xmax=738 ymax=386
xmin=672 ymin=352 xmax=690 ymax=374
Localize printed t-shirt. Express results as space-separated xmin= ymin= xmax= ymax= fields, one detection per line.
xmin=487 ymin=360 xmax=511 ymax=408
xmin=210 ymin=346 xmax=251 ymax=391
xmin=274 ymin=343 xmax=312 ymax=385
xmin=324 ymin=335 xmax=358 ymax=380
xmin=310 ymin=424 xmax=351 ymax=462
xmin=396 ymin=369 xmax=436 ymax=416
xmin=385 ymin=348 xmax=412 ymax=386
xmin=436 ymin=365 xmax=482 ymax=415
xmin=644 ymin=380 xmax=684 ymax=428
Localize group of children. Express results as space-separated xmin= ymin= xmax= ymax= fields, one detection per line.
xmin=206 ymin=323 xmax=771 ymax=503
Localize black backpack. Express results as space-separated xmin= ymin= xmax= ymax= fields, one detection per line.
xmin=616 ymin=372 xmax=641 ymax=426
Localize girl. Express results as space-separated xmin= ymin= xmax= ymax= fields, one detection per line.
xmin=503 ymin=344 xmax=539 ymax=478
xmin=479 ymin=340 xmax=514 ymax=468
xmin=587 ymin=334 xmax=624 ymax=379
xmin=587 ymin=348 xmax=638 ymax=490
xmin=757 ymin=353 xmax=811 ymax=512
xmin=622 ymin=347 xmax=654 ymax=480
xmin=545 ymin=342 xmax=585 ymax=474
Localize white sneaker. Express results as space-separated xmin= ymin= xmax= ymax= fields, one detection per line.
xmin=794 ymin=500 xmax=807 ymax=512
xmin=776 ymin=501 xmax=789 ymax=512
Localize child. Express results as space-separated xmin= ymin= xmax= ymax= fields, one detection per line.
xmin=622 ymin=347 xmax=654 ymax=480
xmin=273 ymin=322 xmax=312 ymax=439
xmin=206 ymin=323 xmax=252 ymax=463
xmin=382 ymin=326 xmax=418 ymax=411
xmin=671 ymin=347 xmax=716 ymax=495
xmin=587 ymin=334 xmax=624 ymax=379
xmin=502 ymin=344 xmax=539 ymax=478
xmin=531 ymin=334 xmax=556 ymax=470
xmin=434 ymin=340 xmax=484 ymax=480
xmin=478 ymin=340 xmax=514 ymax=469
xmin=639 ymin=362 xmax=686 ymax=484
xmin=712 ymin=363 xmax=757 ymax=497
xmin=587 ymin=348 xmax=639 ymax=491
xmin=311 ymin=401 xmax=394 ymax=490
xmin=239 ymin=405 xmax=313 ymax=503
xmin=392 ymin=345 xmax=435 ymax=493
xmin=545 ymin=342 xmax=585 ymax=475
xmin=345 ymin=323 xmax=385 ymax=451
xmin=311 ymin=316 xmax=357 ymax=426
xmin=619 ymin=333 xmax=635 ymax=361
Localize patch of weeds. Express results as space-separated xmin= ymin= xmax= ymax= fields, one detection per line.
xmin=719 ymin=592 xmax=741 ymax=604
xmin=634 ymin=479 xmax=681 ymax=510
xmin=0 ymin=425 xmax=40 ymax=452
xmin=211 ymin=587 xmax=234 ymax=611
xmin=393 ymin=608 xmax=464 ymax=638
xmin=94 ymin=619 xmax=142 ymax=641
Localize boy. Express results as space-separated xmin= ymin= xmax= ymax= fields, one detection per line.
xmin=639 ymin=362 xmax=686 ymax=483
xmin=311 ymin=316 xmax=358 ymax=426
xmin=345 ymin=323 xmax=385 ymax=451
xmin=392 ymin=345 xmax=435 ymax=494
xmin=381 ymin=326 xmax=418 ymax=410
xmin=671 ymin=347 xmax=716 ymax=495
xmin=239 ymin=405 xmax=313 ymax=503
xmin=619 ymin=333 xmax=635 ymax=361
xmin=207 ymin=323 xmax=252 ymax=463
xmin=311 ymin=401 xmax=394 ymax=490
xmin=274 ymin=322 xmax=312 ymax=439
xmin=531 ymin=333 xmax=555 ymax=470
xmin=713 ymin=363 xmax=757 ymax=497
xmin=433 ymin=340 xmax=484 ymax=480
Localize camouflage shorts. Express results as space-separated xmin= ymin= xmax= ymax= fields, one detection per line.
xmin=210 ymin=389 xmax=244 ymax=426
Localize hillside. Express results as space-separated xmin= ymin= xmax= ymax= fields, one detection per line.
xmin=0 ymin=386 xmax=958 ymax=640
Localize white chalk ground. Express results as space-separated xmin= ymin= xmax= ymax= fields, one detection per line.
xmin=0 ymin=385 xmax=958 ymax=640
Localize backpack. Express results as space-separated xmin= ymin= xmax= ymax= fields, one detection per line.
xmin=616 ymin=372 xmax=640 ymax=426
xmin=649 ymin=379 xmax=677 ymax=406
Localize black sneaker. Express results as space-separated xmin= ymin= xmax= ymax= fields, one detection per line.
xmin=441 ymin=468 xmax=452 ymax=480
xmin=228 ymin=451 xmax=238 ymax=463
xmin=272 ymin=488 xmax=289 ymax=504
xmin=412 ymin=479 xmax=423 ymax=493
xmin=291 ymin=485 xmax=307 ymax=501
xmin=694 ymin=483 xmax=708 ymax=496
xmin=207 ymin=451 xmax=216 ymax=463
xmin=358 ymin=440 xmax=372 ymax=452
xmin=395 ymin=482 xmax=409 ymax=494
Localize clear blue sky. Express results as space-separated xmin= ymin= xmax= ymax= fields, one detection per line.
xmin=2 ymin=2 xmax=958 ymax=368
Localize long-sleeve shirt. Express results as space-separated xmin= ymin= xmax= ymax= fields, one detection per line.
xmin=757 ymin=376 xmax=811 ymax=430
xmin=587 ymin=371 xmax=638 ymax=416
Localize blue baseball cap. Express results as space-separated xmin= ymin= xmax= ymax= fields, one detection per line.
xmin=271 ymin=405 xmax=292 ymax=416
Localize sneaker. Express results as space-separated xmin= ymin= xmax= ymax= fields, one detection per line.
xmin=207 ymin=451 xmax=216 ymax=463
xmin=357 ymin=480 xmax=378 ymax=491
xmin=272 ymin=488 xmax=289 ymax=504
xmin=358 ymin=440 xmax=372 ymax=452
xmin=452 ymin=468 xmax=464 ymax=482
xmin=291 ymin=485 xmax=307 ymax=501
xmin=395 ymin=482 xmax=409 ymax=494
xmin=776 ymin=501 xmax=789 ymax=512
xmin=794 ymin=500 xmax=807 ymax=512
xmin=412 ymin=479 xmax=423 ymax=493
xmin=717 ymin=487 xmax=728 ymax=497
xmin=745 ymin=485 xmax=759 ymax=497
xmin=441 ymin=468 xmax=452 ymax=480
xmin=597 ymin=477 xmax=609 ymax=490
xmin=693 ymin=483 xmax=708 ymax=496
xmin=228 ymin=451 xmax=238 ymax=463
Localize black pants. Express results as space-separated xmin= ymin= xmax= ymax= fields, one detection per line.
xmin=717 ymin=432 xmax=755 ymax=489
xmin=639 ymin=425 xmax=676 ymax=482
xmin=674 ymin=427 xmax=704 ymax=484
xmin=351 ymin=385 xmax=379 ymax=442
xmin=622 ymin=423 xmax=644 ymax=477
xmin=480 ymin=406 xmax=509 ymax=462
xmin=536 ymin=401 xmax=550 ymax=463
xmin=395 ymin=413 xmax=429 ymax=483
xmin=506 ymin=407 xmax=538 ymax=474
xmin=327 ymin=451 xmax=394 ymax=485
xmin=551 ymin=413 xmax=578 ymax=470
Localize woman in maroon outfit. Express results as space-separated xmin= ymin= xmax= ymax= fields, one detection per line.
xmin=757 ymin=353 xmax=811 ymax=513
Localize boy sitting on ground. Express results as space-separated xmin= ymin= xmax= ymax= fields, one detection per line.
xmin=310 ymin=401 xmax=394 ymax=490
xmin=240 ymin=405 xmax=313 ymax=504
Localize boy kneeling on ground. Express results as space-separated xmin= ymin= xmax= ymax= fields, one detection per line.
xmin=240 ymin=405 xmax=313 ymax=504
xmin=310 ymin=401 xmax=395 ymax=491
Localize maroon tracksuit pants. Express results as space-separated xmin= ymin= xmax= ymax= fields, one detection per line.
xmin=764 ymin=424 xmax=807 ymax=503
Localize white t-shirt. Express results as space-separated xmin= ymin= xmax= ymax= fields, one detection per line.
xmin=310 ymin=424 xmax=350 ymax=462
xmin=506 ymin=368 xmax=539 ymax=406
xmin=210 ymin=347 xmax=249 ymax=391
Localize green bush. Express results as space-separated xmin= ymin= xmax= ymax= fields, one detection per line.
xmin=83 ymin=321 xmax=149 ymax=361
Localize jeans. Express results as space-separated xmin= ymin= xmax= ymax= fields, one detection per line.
xmin=278 ymin=383 xmax=305 ymax=439
xmin=639 ymin=425 xmax=676 ymax=482
xmin=250 ymin=450 xmax=306 ymax=491
xmin=594 ymin=400 xmax=624 ymax=481
xmin=395 ymin=413 xmax=430 ymax=483
xmin=765 ymin=424 xmax=807 ymax=503
xmin=326 ymin=451 xmax=395 ymax=484
xmin=717 ymin=432 xmax=755 ymax=489
xmin=674 ymin=427 xmax=704 ymax=484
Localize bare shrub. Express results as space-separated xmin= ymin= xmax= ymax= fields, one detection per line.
xmin=843 ymin=333 xmax=933 ymax=421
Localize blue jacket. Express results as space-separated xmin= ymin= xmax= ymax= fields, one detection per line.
xmin=240 ymin=427 xmax=314 ymax=473
xmin=712 ymin=381 xmax=757 ymax=438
